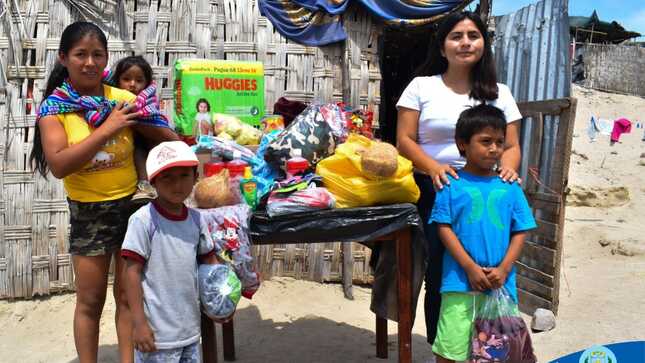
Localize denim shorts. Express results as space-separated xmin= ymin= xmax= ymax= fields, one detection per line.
xmin=135 ymin=341 xmax=200 ymax=363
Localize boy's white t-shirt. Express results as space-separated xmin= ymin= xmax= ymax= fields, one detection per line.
xmin=121 ymin=203 xmax=215 ymax=350
xmin=396 ymin=75 xmax=522 ymax=169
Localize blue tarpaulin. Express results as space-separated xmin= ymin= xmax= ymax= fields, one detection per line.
xmin=259 ymin=0 xmax=472 ymax=46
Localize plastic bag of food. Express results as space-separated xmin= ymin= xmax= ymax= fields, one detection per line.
xmin=315 ymin=134 xmax=419 ymax=208
xmin=193 ymin=135 xmax=263 ymax=167
xmin=198 ymin=263 xmax=242 ymax=320
xmin=265 ymin=103 xmax=347 ymax=172
xmin=267 ymin=184 xmax=335 ymax=217
xmin=235 ymin=124 xmax=262 ymax=145
xmin=212 ymin=113 xmax=243 ymax=137
xmin=261 ymin=114 xmax=285 ymax=133
xmin=469 ymin=288 xmax=537 ymax=363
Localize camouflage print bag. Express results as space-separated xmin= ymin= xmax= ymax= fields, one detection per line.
xmin=264 ymin=103 xmax=347 ymax=174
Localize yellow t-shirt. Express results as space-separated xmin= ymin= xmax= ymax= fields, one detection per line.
xmin=58 ymin=85 xmax=137 ymax=202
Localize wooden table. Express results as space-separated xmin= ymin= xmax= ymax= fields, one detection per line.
xmin=201 ymin=204 xmax=420 ymax=362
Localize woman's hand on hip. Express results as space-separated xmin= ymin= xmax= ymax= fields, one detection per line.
xmin=497 ymin=165 xmax=521 ymax=184
xmin=100 ymin=101 xmax=140 ymax=137
xmin=428 ymin=163 xmax=459 ymax=190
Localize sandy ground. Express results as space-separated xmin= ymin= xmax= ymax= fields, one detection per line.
xmin=1 ymin=85 xmax=644 ymax=363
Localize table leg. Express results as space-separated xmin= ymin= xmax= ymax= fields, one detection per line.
xmin=201 ymin=312 xmax=218 ymax=363
xmin=396 ymin=227 xmax=412 ymax=363
xmin=376 ymin=315 xmax=388 ymax=359
xmin=223 ymin=320 xmax=236 ymax=361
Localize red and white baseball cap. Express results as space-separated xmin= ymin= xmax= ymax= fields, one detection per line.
xmin=146 ymin=141 xmax=199 ymax=181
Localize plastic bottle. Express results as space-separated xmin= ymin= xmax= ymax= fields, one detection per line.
xmin=226 ymin=151 xmax=248 ymax=204
xmin=285 ymin=149 xmax=309 ymax=179
xmin=239 ymin=166 xmax=258 ymax=210
xmin=203 ymin=153 xmax=226 ymax=178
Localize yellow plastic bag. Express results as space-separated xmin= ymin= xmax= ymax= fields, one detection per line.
xmin=315 ymin=134 xmax=420 ymax=208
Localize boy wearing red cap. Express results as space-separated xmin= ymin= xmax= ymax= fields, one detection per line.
xmin=121 ymin=141 xmax=218 ymax=363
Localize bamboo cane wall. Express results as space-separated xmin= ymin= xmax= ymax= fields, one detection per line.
xmin=0 ymin=0 xmax=381 ymax=298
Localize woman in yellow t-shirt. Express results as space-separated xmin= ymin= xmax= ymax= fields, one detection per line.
xmin=30 ymin=22 xmax=139 ymax=363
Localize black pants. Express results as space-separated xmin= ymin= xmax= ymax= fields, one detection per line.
xmin=414 ymin=173 xmax=444 ymax=345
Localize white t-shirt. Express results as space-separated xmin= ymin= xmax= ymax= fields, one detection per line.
xmin=121 ymin=203 xmax=215 ymax=349
xmin=396 ymin=75 xmax=522 ymax=168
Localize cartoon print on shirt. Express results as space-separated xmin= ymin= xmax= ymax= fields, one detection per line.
xmin=462 ymin=187 xmax=508 ymax=231
xmin=85 ymin=151 xmax=117 ymax=172
xmin=78 ymin=133 xmax=132 ymax=173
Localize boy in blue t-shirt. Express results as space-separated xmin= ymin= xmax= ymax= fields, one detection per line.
xmin=429 ymin=104 xmax=537 ymax=363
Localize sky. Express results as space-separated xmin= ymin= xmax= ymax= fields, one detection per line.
xmin=471 ymin=0 xmax=645 ymax=41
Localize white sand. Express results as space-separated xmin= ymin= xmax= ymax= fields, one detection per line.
xmin=1 ymin=85 xmax=644 ymax=362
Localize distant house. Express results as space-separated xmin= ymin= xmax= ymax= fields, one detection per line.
xmin=570 ymin=10 xmax=641 ymax=44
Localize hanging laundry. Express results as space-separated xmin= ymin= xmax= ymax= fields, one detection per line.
xmin=610 ymin=118 xmax=632 ymax=143
xmin=587 ymin=116 xmax=613 ymax=142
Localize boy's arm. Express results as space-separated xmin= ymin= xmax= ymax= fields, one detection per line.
xmin=484 ymin=231 xmax=527 ymax=289
xmin=124 ymin=259 xmax=156 ymax=352
xmin=437 ymin=224 xmax=492 ymax=291
xmin=199 ymin=253 xmax=220 ymax=265
xmin=485 ymin=185 xmax=536 ymax=288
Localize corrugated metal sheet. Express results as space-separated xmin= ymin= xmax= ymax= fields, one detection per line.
xmin=493 ymin=0 xmax=571 ymax=187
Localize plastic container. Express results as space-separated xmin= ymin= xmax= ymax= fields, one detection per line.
xmin=226 ymin=151 xmax=248 ymax=204
xmin=204 ymin=161 xmax=225 ymax=178
xmin=285 ymin=149 xmax=309 ymax=179
xmin=239 ymin=167 xmax=258 ymax=210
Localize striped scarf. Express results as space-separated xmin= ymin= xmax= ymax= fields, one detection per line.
xmin=37 ymin=70 xmax=170 ymax=129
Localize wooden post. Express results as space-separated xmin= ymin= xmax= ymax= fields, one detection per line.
xmin=341 ymin=39 xmax=351 ymax=105
xmin=376 ymin=315 xmax=388 ymax=358
xmin=342 ymin=242 xmax=354 ymax=300
xmin=201 ymin=313 xmax=218 ymax=363
xmin=479 ymin=0 xmax=492 ymax=25
xmin=396 ymin=227 xmax=413 ymax=363
xmin=222 ymin=321 xmax=236 ymax=361
xmin=549 ymin=97 xmax=577 ymax=313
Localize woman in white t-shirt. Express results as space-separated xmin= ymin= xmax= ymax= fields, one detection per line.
xmin=396 ymin=11 xmax=523 ymax=346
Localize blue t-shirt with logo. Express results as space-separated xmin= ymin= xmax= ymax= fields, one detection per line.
xmin=429 ymin=170 xmax=537 ymax=302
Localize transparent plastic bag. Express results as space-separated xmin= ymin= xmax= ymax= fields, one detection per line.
xmin=199 ymin=205 xmax=261 ymax=299
xmin=469 ymin=288 xmax=536 ymax=363
xmin=198 ymin=263 xmax=242 ymax=320
xmin=267 ymin=185 xmax=335 ymax=217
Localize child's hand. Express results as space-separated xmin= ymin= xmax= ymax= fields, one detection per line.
xmin=133 ymin=319 xmax=156 ymax=353
xmin=466 ymin=264 xmax=492 ymax=291
xmin=483 ymin=267 xmax=508 ymax=289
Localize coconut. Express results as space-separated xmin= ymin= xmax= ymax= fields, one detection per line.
xmin=360 ymin=141 xmax=398 ymax=178
xmin=194 ymin=169 xmax=232 ymax=208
